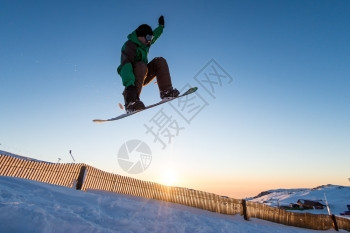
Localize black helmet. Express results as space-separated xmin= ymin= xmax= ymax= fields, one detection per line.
xmin=135 ymin=24 xmax=153 ymax=37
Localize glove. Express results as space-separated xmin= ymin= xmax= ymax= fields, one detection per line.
xmin=158 ymin=15 xmax=164 ymax=27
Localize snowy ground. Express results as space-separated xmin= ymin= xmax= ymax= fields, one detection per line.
xmin=0 ymin=176 xmax=345 ymax=233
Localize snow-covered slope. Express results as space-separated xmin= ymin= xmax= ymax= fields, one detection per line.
xmin=249 ymin=185 xmax=350 ymax=217
xmin=0 ymin=176 xmax=343 ymax=233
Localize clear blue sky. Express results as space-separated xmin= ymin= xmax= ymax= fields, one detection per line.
xmin=1 ymin=0 xmax=349 ymax=198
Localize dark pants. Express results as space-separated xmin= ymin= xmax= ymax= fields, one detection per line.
xmin=133 ymin=57 xmax=173 ymax=97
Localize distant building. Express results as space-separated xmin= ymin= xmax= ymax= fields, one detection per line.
xmin=297 ymin=199 xmax=325 ymax=209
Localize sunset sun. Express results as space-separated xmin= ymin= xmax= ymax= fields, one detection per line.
xmin=160 ymin=170 xmax=178 ymax=186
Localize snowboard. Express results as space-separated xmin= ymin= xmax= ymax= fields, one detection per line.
xmin=93 ymin=87 xmax=198 ymax=123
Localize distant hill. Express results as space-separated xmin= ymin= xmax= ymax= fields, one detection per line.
xmin=248 ymin=184 xmax=350 ymax=217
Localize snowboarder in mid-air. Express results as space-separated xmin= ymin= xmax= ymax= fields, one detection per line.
xmin=93 ymin=15 xmax=197 ymax=123
xmin=117 ymin=15 xmax=179 ymax=113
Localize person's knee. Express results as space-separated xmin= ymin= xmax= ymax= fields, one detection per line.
xmin=154 ymin=57 xmax=167 ymax=65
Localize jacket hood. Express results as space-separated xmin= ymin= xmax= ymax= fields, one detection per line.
xmin=127 ymin=31 xmax=147 ymax=48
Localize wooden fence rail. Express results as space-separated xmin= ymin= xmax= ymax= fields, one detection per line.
xmin=0 ymin=154 xmax=349 ymax=232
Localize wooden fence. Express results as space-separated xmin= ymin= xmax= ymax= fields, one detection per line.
xmin=0 ymin=154 xmax=82 ymax=188
xmin=0 ymin=153 xmax=349 ymax=232
xmin=80 ymin=165 xmax=242 ymax=215
xmin=246 ymin=201 xmax=336 ymax=230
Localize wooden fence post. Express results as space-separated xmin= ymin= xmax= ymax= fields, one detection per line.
xmin=331 ymin=214 xmax=339 ymax=231
xmin=76 ymin=166 xmax=87 ymax=190
xmin=242 ymin=199 xmax=249 ymax=220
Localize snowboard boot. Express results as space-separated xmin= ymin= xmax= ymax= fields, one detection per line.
xmin=160 ymin=87 xmax=180 ymax=101
xmin=123 ymin=86 xmax=145 ymax=113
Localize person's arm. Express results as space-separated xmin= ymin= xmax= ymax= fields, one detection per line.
xmin=151 ymin=16 xmax=165 ymax=45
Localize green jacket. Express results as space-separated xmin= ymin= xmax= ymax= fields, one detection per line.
xmin=117 ymin=25 xmax=163 ymax=87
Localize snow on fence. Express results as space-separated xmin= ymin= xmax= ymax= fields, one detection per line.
xmin=0 ymin=153 xmax=349 ymax=232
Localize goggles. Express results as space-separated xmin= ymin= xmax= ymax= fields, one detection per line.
xmin=145 ymin=34 xmax=154 ymax=43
